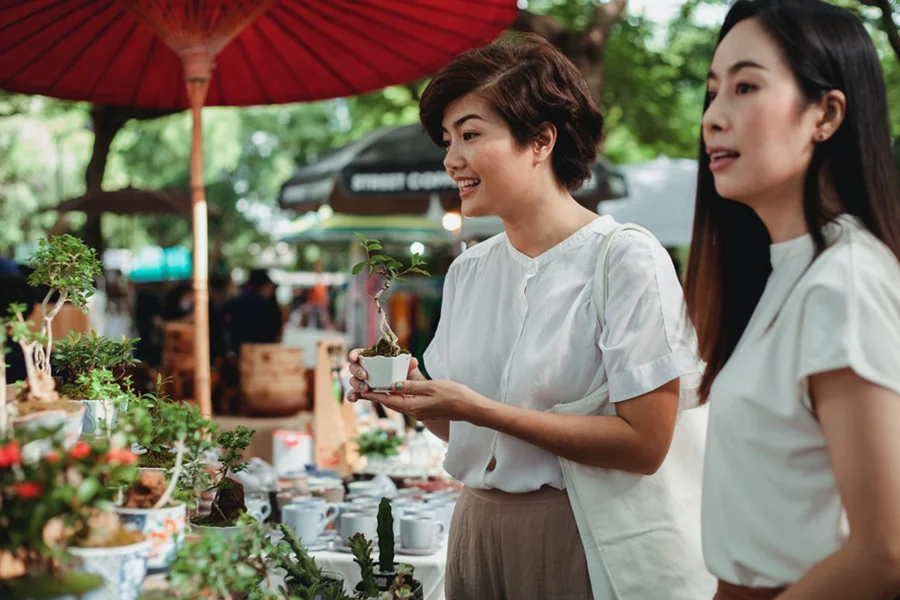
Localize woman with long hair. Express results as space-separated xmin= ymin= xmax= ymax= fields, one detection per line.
xmin=687 ymin=1 xmax=900 ymax=598
xmin=346 ymin=34 xmax=712 ymax=599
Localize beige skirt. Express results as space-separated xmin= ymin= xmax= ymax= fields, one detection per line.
xmin=445 ymin=486 xmax=592 ymax=600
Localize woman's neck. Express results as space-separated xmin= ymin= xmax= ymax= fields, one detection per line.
xmin=502 ymin=191 xmax=598 ymax=258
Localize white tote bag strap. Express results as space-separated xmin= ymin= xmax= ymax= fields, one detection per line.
xmin=593 ymin=223 xmax=654 ymax=328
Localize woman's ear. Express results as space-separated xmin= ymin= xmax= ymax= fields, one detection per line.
xmin=533 ymin=122 xmax=557 ymax=164
xmin=813 ymin=89 xmax=846 ymax=143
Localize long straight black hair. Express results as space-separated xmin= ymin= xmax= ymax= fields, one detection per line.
xmin=685 ymin=0 xmax=900 ymax=402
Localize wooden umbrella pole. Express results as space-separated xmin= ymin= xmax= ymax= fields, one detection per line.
xmin=184 ymin=50 xmax=213 ymax=418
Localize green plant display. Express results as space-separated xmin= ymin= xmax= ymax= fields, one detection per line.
xmin=354 ymin=429 xmax=403 ymax=459
xmin=53 ymin=330 xmax=139 ymax=398
xmin=352 ymin=235 xmax=429 ymax=357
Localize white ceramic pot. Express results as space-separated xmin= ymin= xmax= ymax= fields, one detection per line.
xmin=67 ymin=538 xmax=152 ymax=600
xmin=67 ymin=400 xmax=121 ymax=437
xmin=189 ymin=519 xmax=246 ymax=540
xmin=11 ymin=404 xmax=85 ymax=459
xmin=114 ymin=502 xmax=187 ymax=572
xmin=358 ymin=354 xmax=411 ymax=392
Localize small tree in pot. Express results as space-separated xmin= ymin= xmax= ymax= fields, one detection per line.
xmin=2 ymin=236 xmax=102 ymax=451
xmin=191 ymin=426 xmax=256 ymax=532
xmin=352 ymin=235 xmax=429 ymax=392
xmin=52 ymin=330 xmax=139 ymax=399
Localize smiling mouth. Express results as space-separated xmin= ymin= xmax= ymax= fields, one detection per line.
xmin=457 ymin=178 xmax=480 ymax=196
xmin=709 ymin=151 xmax=740 ymax=171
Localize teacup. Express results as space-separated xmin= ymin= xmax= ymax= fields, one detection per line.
xmin=246 ymin=496 xmax=272 ymax=523
xmin=400 ymin=516 xmax=445 ymax=550
xmin=338 ymin=512 xmax=377 ymax=545
xmin=282 ymin=504 xmax=337 ymax=546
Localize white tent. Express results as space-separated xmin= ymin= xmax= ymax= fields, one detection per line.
xmin=599 ymin=156 xmax=698 ymax=248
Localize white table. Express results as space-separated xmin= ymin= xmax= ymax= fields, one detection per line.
xmin=311 ymin=542 xmax=447 ymax=600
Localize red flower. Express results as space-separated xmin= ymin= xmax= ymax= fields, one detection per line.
xmin=104 ymin=448 xmax=137 ymax=465
xmin=0 ymin=442 xmax=21 ymax=468
xmin=13 ymin=481 xmax=43 ymax=499
xmin=69 ymin=441 xmax=91 ymax=460
xmin=45 ymin=451 xmax=60 ymax=464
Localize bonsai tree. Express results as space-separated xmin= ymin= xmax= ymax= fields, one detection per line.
xmin=52 ymin=330 xmax=139 ymax=399
xmin=130 ymin=377 xmax=216 ymax=508
xmin=0 ymin=428 xmax=140 ymax=597
xmin=10 ymin=235 xmax=102 ymax=406
xmin=352 ymin=235 xmax=429 ymax=358
xmin=192 ymin=425 xmax=256 ymax=527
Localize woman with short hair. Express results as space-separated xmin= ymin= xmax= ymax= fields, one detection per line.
xmin=348 ymin=34 xmax=710 ymax=600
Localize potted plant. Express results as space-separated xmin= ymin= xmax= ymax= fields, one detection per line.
xmin=352 ymin=235 xmax=429 ymax=392
xmin=348 ymin=532 xmax=421 ymax=600
xmin=3 ymin=235 xmax=103 ymax=451
xmin=0 ymin=428 xmax=150 ymax=600
xmin=53 ymin=330 xmax=139 ymax=436
xmin=273 ymin=524 xmax=348 ymax=599
xmin=190 ymin=426 xmax=256 ymax=536
xmin=354 ymin=429 xmax=403 ymax=474
xmin=113 ymin=386 xmax=213 ymax=573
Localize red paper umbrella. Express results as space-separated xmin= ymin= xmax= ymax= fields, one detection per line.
xmin=0 ymin=0 xmax=517 ymax=417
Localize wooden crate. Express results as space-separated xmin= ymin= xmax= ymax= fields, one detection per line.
xmin=239 ymin=344 xmax=308 ymax=416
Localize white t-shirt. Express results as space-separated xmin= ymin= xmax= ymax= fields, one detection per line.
xmin=702 ymin=215 xmax=900 ymax=586
xmin=423 ymin=215 xmax=702 ymax=493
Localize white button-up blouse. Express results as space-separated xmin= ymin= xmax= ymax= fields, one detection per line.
xmin=423 ymin=215 xmax=702 ymax=493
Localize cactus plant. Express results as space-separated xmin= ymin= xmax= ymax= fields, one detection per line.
xmin=377 ymin=498 xmax=395 ymax=573
xmin=348 ymin=533 xmax=379 ymax=598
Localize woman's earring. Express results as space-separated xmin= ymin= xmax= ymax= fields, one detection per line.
xmin=816 ymin=132 xmax=826 ymax=141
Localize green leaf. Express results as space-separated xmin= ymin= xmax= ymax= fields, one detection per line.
xmin=367 ymin=242 xmax=383 ymax=250
xmin=352 ymin=263 xmax=366 ymax=275
xmin=75 ymin=478 xmax=101 ymax=504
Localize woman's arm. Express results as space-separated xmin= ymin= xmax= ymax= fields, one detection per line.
xmin=365 ymin=378 xmax=679 ymax=475
xmin=776 ymin=368 xmax=900 ymax=600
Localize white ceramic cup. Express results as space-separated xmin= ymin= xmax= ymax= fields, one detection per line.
xmin=338 ymin=512 xmax=378 ymax=545
xmin=282 ymin=504 xmax=337 ymax=545
xmin=290 ymin=496 xmax=329 ymax=509
xmin=400 ymin=516 xmax=445 ymax=550
xmin=246 ymin=497 xmax=272 ymax=523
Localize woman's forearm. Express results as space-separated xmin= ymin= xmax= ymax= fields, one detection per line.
xmin=467 ymin=393 xmax=673 ymax=475
xmin=776 ymin=540 xmax=900 ymax=600
xmin=422 ymin=419 xmax=450 ymax=442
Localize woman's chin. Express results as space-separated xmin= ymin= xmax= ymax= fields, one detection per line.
xmin=460 ymin=198 xmax=492 ymax=219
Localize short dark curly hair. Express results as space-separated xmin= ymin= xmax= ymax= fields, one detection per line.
xmin=419 ymin=33 xmax=604 ymax=192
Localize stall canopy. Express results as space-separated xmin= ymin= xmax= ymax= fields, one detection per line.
xmin=281 ymin=214 xmax=454 ymax=245
xmin=599 ymin=156 xmax=698 ymax=248
xmin=278 ymin=123 xmax=627 ymax=215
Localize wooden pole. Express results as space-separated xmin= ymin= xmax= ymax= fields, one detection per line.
xmin=184 ymin=50 xmax=212 ymax=418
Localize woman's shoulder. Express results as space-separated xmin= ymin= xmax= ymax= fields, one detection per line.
xmin=447 ymin=231 xmax=509 ymax=273
xmin=804 ymin=217 xmax=900 ymax=293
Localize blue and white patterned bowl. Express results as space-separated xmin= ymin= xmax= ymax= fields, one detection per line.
xmin=115 ymin=503 xmax=186 ymax=572
xmin=67 ymin=400 xmax=122 ymax=437
xmin=67 ymin=538 xmax=152 ymax=600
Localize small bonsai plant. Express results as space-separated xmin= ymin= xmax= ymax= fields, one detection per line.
xmin=52 ymin=330 xmax=139 ymax=399
xmin=191 ymin=425 xmax=256 ymax=528
xmin=352 ymin=235 xmax=429 ymax=391
xmin=7 ymin=235 xmax=102 ymax=410
xmin=133 ymin=377 xmax=216 ymax=503
xmin=0 ymin=428 xmax=141 ymax=598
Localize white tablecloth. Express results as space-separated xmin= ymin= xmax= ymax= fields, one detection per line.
xmin=311 ymin=542 xmax=447 ymax=600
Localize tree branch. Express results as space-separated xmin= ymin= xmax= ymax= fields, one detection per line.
xmin=860 ymin=0 xmax=900 ymax=64
xmin=595 ymin=0 xmax=630 ymax=36
xmin=512 ymin=10 xmax=566 ymax=40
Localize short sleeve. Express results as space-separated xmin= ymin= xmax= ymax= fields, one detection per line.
xmin=599 ymin=230 xmax=702 ymax=405
xmin=422 ymin=264 xmax=457 ymax=381
xmin=796 ymin=247 xmax=900 ymax=399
